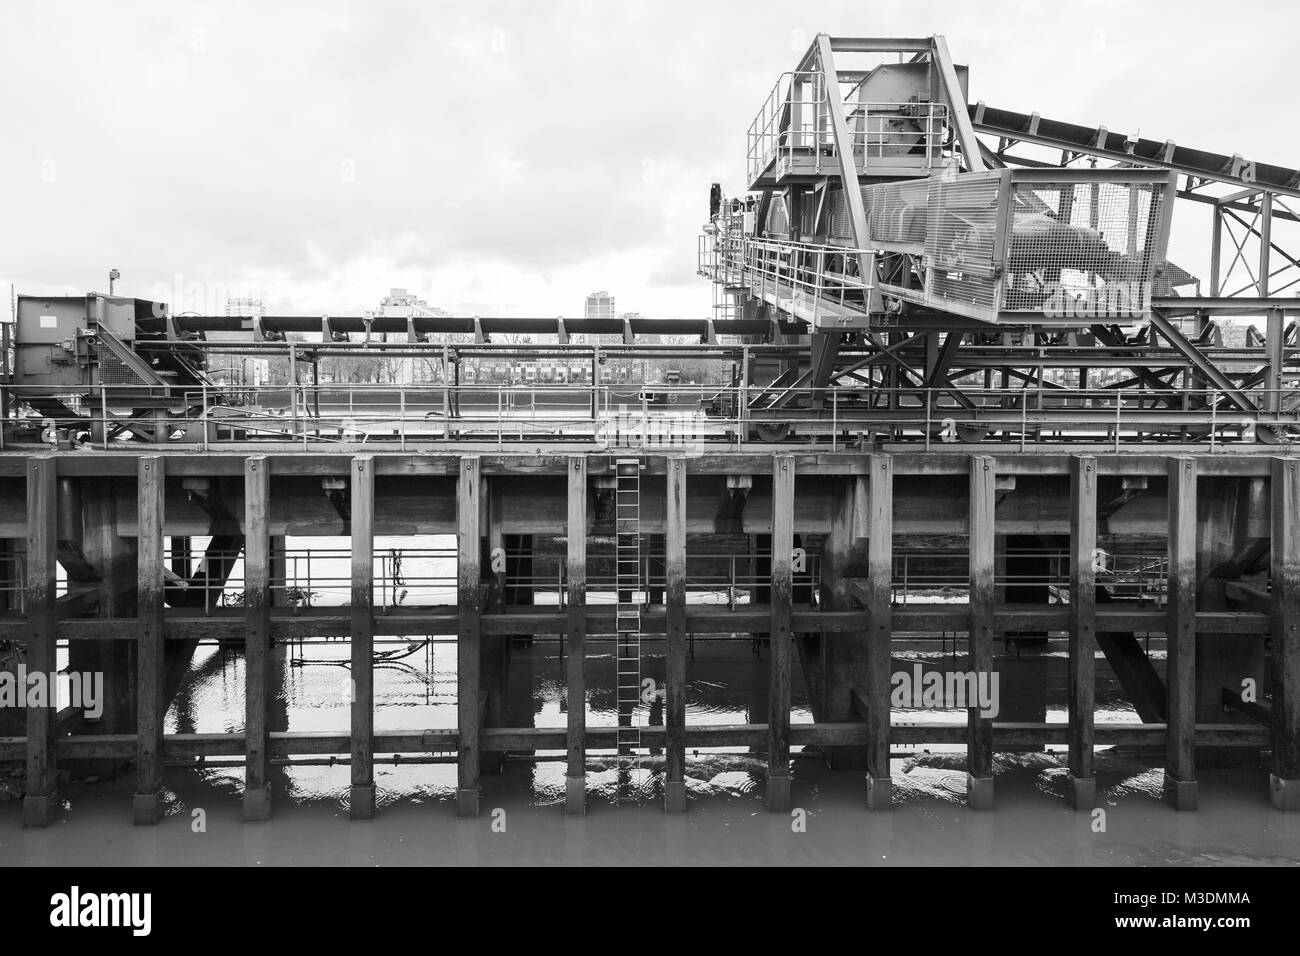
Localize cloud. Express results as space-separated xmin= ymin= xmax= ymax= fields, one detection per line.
xmin=0 ymin=0 xmax=1296 ymax=316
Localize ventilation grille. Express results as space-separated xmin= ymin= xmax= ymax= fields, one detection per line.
xmin=96 ymin=343 xmax=149 ymax=386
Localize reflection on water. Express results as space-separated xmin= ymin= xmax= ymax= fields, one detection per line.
xmin=167 ymin=637 xmax=811 ymax=806
xmin=5 ymin=637 xmax=1300 ymax=865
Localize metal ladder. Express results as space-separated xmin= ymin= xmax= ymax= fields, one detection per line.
xmin=614 ymin=457 xmax=643 ymax=769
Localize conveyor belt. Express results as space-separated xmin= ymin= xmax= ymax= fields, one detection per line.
xmin=970 ymin=101 xmax=1300 ymax=199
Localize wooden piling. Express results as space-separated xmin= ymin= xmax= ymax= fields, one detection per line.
xmin=1270 ymin=457 xmax=1300 ymax=810
xmin=819 ymin=475 xmax=866 ymax=769
xmin=133 ymin=456 xmax=165 ymax=825
xmin=865 ymin=454 xmax=893 ymax=810
xmin=72 ymin=479 xmax=136 ymax=780
xmin=21 ymin=458 xmax=57 ymax=827
xmin=565 ymin=456 xmax=588 ymax=815
xmin=767 ymin=456 xmax=794 ymax=811
xmin=1165 ymin=457 xmax=1198 ymax=810
xmin=665 ymin=456 xmax=687 ymax=812
xmin=350 ymin=455 xmax=376 ymax=820
xmin=243 ymin=456 xmax=272 ymax=820
xmin=1068 ymin=455 xmax=1097 ymax=809
xmin=967 ymin=456 xmax=996 ymax=809
xmin=482 ymin=478 xmax=508 ymax=774
xmin=457 ymin=456 xmax=482 ymax=817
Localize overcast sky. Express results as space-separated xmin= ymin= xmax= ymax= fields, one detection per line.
xmin=2 ymin=0 xmax=1296 ymax=318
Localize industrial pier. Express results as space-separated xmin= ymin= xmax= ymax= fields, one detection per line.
xmin=3 ymin=34 xmax=1300 ymax=825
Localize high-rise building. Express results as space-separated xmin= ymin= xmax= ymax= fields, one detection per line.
xmin=378 ymin=287 xmax=445 ymax=320
xmin=221 ymin=297 xmax=270 ymax=386
xmin=375 ymin=288 xmax=454 ymax=383
xmin=585 ymin=290 xmax=615 ymax=319
xmin=225 ymin=297 xmax=265 ymax=318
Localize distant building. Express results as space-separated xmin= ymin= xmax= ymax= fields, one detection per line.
xmin=621 ymin=311 xmax=659 ymax=345
xmin=377 ymin=287 xmax=446 ymax=320
xmin=225 ymin=297 xmax=265 ymax=318
xmin=221 ymin=297 xmax=269 ymax=386
xmin=372 ymin=288 xmax=455 ymax=384
xmin=585 ymin=290 xmax=615 ymax=319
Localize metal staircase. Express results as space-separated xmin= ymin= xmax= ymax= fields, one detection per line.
xmin=614 ymin=458 xmax=643 ymax=771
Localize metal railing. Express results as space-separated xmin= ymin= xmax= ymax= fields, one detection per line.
xmin=891 ymin=549 xmax=1169 ymax=607
xmin=747 ymin=70 xmax=827 ymax=184
xmin=746 ymin=68 xmax=950 ymax=183
xmin=3 ymin=381 xmax=1299 ymax=451
xmin=161 ymin=545 xmax=458 ymax=615
xmin=699 ymin=233 xmax=875 ymax=315
xmin=0 ymin=544 xmax=1174 ymax=615
xmin=847 ymin=101 xmax=948 ymax=167
xmin=0 ymin=553 xmax=25 ymax=613
xmin=741 ymin=237 xmax=875 ymax=308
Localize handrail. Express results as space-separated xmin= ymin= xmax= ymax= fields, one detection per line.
xmin=746 ymin=67 xmax=949 ymax=183
xmin=3 ymin=381 xmax=1299 ymax=451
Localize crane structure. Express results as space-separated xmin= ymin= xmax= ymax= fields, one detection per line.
xmin=698 ymin=34 xmax=1300 ymax=447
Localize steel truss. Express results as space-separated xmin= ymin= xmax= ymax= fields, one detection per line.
xmin=699 ymin=34 xmax=1300 ymax=446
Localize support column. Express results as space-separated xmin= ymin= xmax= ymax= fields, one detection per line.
xmin=457 ymin=456 xmax=482 ymax=816
xmin=481 ymin=479 xmax=508 ymax=775
xmin=1068 ymin=456 xmax=1097 ymax=809
xmin=565 ymin=456 xmax=587 ymax=815
xmin=22 ymin=458 xmax=57 ymax=827
xmin=664 ymin=456 xmax=687 ymax=812
xmin=1270 ymin=458 xmax=1300 ymax=810
xmin=967 ymin=456 xmax=995 ymax=810
xmin=766 ymin=455 xmax=794 ymax=811
xmin=1165 ymin=457 xmax=1198 ymax=810
xmin=349 ymin=456 xmax=376 ymax=820
xmin=865 ymin=454 xmax=893 ymax=809
xmin=820 ymin=475 xmax=868 ymax=769
xmin=1267 ymin=308 xmax=1285 ymax=417
xmin=134 ymin=456 xmax=165 ymax=825
xmin=72 ymin=479 xmax=136 ymax=780
xmin=243 ymin=457 xmax=272 ymax=821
